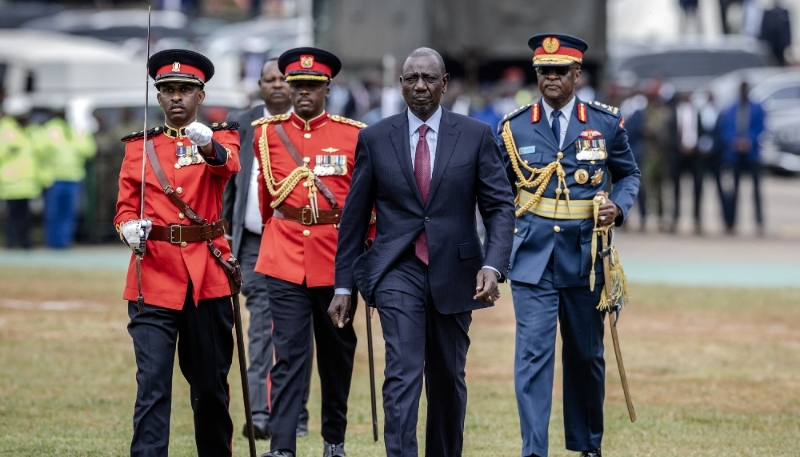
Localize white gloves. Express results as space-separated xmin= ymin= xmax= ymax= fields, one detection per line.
xmin=121 ymin=219 xmax=152 ymax=255
xmin=185 ymin=121 xmax=213 ymax=147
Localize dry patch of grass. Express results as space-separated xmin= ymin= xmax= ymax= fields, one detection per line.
xmin=1 ymin=268 xmax=798 ymax=456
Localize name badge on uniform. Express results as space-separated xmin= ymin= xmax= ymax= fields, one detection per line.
xmin=519 ymin=146 xmax=536 ymax=155
xmin=575 ymin=139 xmax=607 ymax=161
xmin=313 ymin=155 xmax=348 ymax=176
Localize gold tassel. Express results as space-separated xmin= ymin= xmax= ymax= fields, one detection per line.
xmin=597 ymin=246 xmax=631 ymax=311
xmin=589 ymin=195 xmax=604 ymax=291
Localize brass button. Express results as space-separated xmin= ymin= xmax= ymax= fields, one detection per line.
xmin=180 ymin=241 xmax=187 ymax=248
xmin=176 ymin=187 xmax=183 ymax=195
xmin=178 ymin=212 xmax=185 ymax=220
xmin=303 ymin=229 xmax=311 ymax=237
xmin=554 ymin=225 xmax=561 ymax=233
xmin=304 ymin=133 xmax=312 ymax=139
xmin=514 ymin=227 xmax=519 ymax=234
xmin=523 ymin=160 xmax=528 ymax=164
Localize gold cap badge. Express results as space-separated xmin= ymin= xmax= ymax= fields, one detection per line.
xmin=542 ymin=37 xmax=560 ymax=54
xmin=172 ymin=62 xmax=181 ymax=72
xmin=300 ymin=55 xmax=314 ymax=69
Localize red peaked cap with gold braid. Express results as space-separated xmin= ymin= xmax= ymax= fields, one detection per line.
xmin=528 ymin=33 xmax=588 ymax=67
xmin=278 ymin=47 xmax=342 ymax=82
xmin=148 ymin=49 xmax=215 ymax=87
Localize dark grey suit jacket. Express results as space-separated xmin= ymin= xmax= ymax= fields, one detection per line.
xmin=334 ymin=108 xmax=515 ymax=314
xmin=222 ymin=105 xmax=264 ymax=258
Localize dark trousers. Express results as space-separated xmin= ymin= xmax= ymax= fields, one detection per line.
xmin=671 ymin=151 xmax=704 ymax=225
xmin=239 ymin=231 xmax=312 ymax=430
xmin=511 ymin=259 xmax=605 ymax=457
xmin=728 ymin=157 xmax=763 ymax=229
xmin=5 ymin=198 xmax=32 ymax=249
xmin=127 ymin=291 xmax=234 ymax=457
xmin=375 ymin=252 xmax=472 ymax=457
xmin=265 ymin=276 xmax=357 ymax=453
xmin=44 ymin=181 xmax=80 ymax=248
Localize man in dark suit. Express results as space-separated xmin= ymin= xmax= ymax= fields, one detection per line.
xmin=222 ymin=57 xmax=311 ymax=439
xmin=328 ymin=47 xmax=515 ymax=457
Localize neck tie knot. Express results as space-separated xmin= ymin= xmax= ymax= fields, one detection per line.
xmin=552 ymin=109 xmax=562 ymax=120
xmin=418 ymin=124 xmax=430 ymax=139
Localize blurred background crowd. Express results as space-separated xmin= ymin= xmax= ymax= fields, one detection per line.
xmin=1 ymin=0 xmax=799 ymax=249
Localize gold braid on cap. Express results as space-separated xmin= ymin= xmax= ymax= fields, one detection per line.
xmin=502 ymin=120 xmax=570 ymax=218
xmin=285 ymin=75 xmax=331 ymax=82
xmin=257 ymin=123 xmax=318 ymax=208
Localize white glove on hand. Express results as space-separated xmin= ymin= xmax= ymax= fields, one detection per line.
xmin=121 ymin=219 xmax=152 ymax=255
xmin=185 ymin=121 xmax=213 ymax=147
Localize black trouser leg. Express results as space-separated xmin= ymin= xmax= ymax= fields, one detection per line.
xmin=6 ymin=199 xmax=32 ymax=248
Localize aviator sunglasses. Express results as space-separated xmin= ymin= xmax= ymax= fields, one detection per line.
xmin=535 ymin=66 xmax=571 ymax=76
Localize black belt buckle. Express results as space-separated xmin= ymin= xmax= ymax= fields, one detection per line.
xmin=300 ymin=207 xmax=314 ymax=225
xmin=169 ymin=225 xmax=183 ymax=244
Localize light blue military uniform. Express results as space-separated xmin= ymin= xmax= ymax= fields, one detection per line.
xmin=499 ymin=95 xmax=640 ymax=456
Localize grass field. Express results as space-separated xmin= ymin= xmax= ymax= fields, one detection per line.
xmin=1 ymin=266 xmax=799 ymax=456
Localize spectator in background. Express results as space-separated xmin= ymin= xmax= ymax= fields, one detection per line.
xmin=697 ymin=91 xmax=732 ymax=230
xmin=620 ymin=87 xmax=648 ymax=231
xmin=36 ymin=111 xmax=97 ymax=248
xmin=672 ymin=92 xmax=704 ymax=234
xmin=741 ymin=0 xmax=765 ymax=37
xmin=0 ymin=103 xmax=40 ymax=249
xmin=718 ymin=81 xmax=766 ymax=235
xmin=760 ymin=0 xmax=792 ymax=66
xmin=679 ymin=0 xmax=702 ymax=34
xmin=641 ymin=81 xmax=675 ymax=232
xmin=719 ymin=0 xmax=744 ymax=34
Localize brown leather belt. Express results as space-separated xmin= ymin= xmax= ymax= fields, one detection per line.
xmin=273 ymin=205 xmax=342 ymax=225
xmin=149 ymin=219 xmax=228 ymax=244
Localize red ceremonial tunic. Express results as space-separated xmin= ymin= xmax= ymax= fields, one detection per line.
xmin=253 ymin=111 xmax=364 ymax=287
xmin=115 ymin=124 xmax=241 ymax=309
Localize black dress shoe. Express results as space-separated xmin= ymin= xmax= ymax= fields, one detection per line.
xmin=261 ymin=451 xmax=294 ymax=457
xmin=243 ymin=422 xmax=270 ymax=440
xmin=581 ymin=449 xmax=602 ymax=457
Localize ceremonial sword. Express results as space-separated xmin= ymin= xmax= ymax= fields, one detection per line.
xmin=135 ymin=6 xmax=152 ymax=315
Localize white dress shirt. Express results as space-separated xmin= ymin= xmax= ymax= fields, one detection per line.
xmin=243 ymin=106 xmax=292 ymax=234
xmin=541 ymin=96 xmax=576 ymax=149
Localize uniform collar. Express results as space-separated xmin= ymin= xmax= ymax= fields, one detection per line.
xmin=289 ymin=111 xmax=328 ymax=131
xmin=541 ymin=95 xmax=576 ymax=125
xmin=163 ymin=124 xmax=187 ymax=138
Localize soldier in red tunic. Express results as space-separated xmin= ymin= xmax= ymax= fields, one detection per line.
xmin=253 ymin=48 xmax=366 ymax=457
xmin=114 ymin=49 xmax=241 ymax=457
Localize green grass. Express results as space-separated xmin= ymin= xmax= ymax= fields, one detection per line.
xmin=1 ymin=267 xmax=799 ymax=456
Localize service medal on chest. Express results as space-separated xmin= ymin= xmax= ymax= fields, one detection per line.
xmin=575 ymin=139 xmax=607 ymax=161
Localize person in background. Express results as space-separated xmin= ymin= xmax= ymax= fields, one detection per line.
xmin=672 ymin=92 xmax=704 ymax=234
xmin=760 ymin=0 xmax=792 ymax=66
xmin=696 ymin=91 xmax=731 ymax=232
xmin=0 ymin=102 xmax=40 ymax=249
xmin=37 ymin=111 xmax=97 ymax=248
xmin=718 ymin=81 xmax=766 ymax=235
xmin=620 ymin=87 xmax=648 ymax=231
xmin=641 ymin=81 xmax=674 ymax=232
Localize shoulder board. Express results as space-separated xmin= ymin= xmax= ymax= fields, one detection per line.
xmin=588 ymin=100 xmax=621 ymax=117
xmin=210 ymin=121 xmax=239 ymax=131
xmin=330 ymin=114 xmax=367 ymax=129
xmin=251 ymin=114 xmax=290 ymax=126
xmin=501 ymin=104 xmax=532 ymax=123
xmin=121 ymin=126 xmax=163 ymax=143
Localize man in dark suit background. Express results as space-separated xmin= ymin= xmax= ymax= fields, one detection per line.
xmin=328 ymin=47 xmax=515 ymax=457
xmin=222 ymin=57 xmax=311 ymax=439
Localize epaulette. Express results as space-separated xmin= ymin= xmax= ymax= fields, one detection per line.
xmin=330 ymin=114 xmax=367 ymax=129
xmin=588 ymin=100 xmax=621 ymax=117
xmin=121 ymin=126 xmax=163 ymax=143
xmin=251 ymin=114 xmax=290 ymax=126
xmin=210 ymin=121 xmax=239 ymax=131
xmin=500 ymin=104 xmax=532 ymax=124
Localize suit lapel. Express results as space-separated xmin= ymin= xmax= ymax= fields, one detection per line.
xmin=389 ymin=111 xmax=423 ymax=206
xmin=427 ymin=109 xmax=459 ymax=205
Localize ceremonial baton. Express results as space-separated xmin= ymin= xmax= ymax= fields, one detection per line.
xmin=135 ymin=6 xmax=152 ymax=315
xmin=230 ymin=278 xmax=258 ymax=457
xmin=599 ymin=228 xmax=636 ymax=422
xmin=365 ymin=303 xmax=379 ymax=441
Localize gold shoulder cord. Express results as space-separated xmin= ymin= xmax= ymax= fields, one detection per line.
xmin=258 ymin=125 xmax=318 ymax=210
xmin=502 ymin=121 xmax=570 ymax=217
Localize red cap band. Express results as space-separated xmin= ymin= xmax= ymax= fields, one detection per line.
xmin=533 ymin=47 xmax=583 ymax=61
xmin=284 ymin=58 xmax=332 ymax=78
xmin=156 ymin=63 xmax=206 ymax=82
